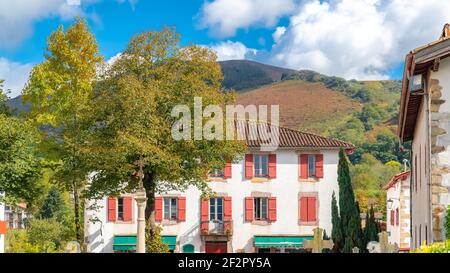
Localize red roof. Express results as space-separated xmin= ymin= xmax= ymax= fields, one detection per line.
xmin=235 ymin=120 xmax=355 ymax=150
xmin=383 ymin=171 xmax=410 ymax=191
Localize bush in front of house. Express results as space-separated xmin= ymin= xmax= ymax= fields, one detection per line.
xmin=412 ymin=240 xmax=450 ymax=253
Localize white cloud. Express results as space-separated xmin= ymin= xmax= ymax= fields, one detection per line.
xmin=0 ymin=58 xmax=33 ymax=98
xmin=209 ymin=41 xmax=258 ymax=61
xmin=269 ymin=0 xmax=450 ymax=80
xmin=199 ymin=0 xmax=296 ymax=38
xmin=272 ymin=26 xmax=286 ymax=43
xmin=201 ymin=0 xmax=450 ymax=80
xmin=0 ymin=0 xmax=105 ymax=49
xmin=116 ymin=0 xmax=138 ymax=10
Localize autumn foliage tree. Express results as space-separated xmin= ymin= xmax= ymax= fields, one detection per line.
xmin=22 ymin=18 xmax=103 ymax=242
xmin=83 ymin=27 xmax=245 ymax=248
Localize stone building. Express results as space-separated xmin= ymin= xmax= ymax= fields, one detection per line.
xmin=383 ymin=171 xmax=411 ymax=252
xmin=398 ymin=24 xmax=450 ymax=249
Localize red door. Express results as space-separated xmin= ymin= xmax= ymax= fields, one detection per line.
xmin=205 ymin=242 xmax=228 ymax=253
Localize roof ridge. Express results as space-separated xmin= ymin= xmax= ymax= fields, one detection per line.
xmin=235 ymin=119 xmax=355 ymax=148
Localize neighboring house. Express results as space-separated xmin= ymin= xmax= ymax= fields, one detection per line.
xmin=84 ymin=122 xmax=354 ymax=253
xmin=0 ymin=193 xmax=5 ymax=254
xmin=4 ymin=203 xmax=29 ymax=230
xmin=398 ymin=24 xmax=450 ymax=249
xmin=383 ymin=171 xmax=411 ymax=252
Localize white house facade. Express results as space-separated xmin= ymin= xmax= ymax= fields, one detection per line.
xmin=84 ymin=123 xmax=354 ymax=253
xmin=383 ymin=171 xmax=411 ymax=252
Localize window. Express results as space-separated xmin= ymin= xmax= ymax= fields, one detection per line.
xmin=308 ymin=154 xmax=316 ymax=178
xmin=163 ymin=197 xmax=178 ymax=220
xmin=117 ymin=197 xmax=124 ymax=221
xmin=254 ymin=197 xmax=268 ymax=221
xmin=254 ymin=155 xmax=269 ymax=177
xmin=300 ymin=196 xmax=317 ymax=222
xmin=396 ymin=208 xmax=399 ymax=226
xmin=390 ymin=210 xmax=395 ymax=226
xmin=210 ymin=198 xmax=223 ymax=222
xmin=209 ymin=168 xmax=224 ymax=178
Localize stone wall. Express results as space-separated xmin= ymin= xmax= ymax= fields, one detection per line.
xmin=429 ymin=78 xmax=450 ymax=242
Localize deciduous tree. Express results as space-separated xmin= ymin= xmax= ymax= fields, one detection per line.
xmin=22 ymin=18 xmax=103 ymax=243
xmin=84 ymin=27 xmax=245 ymax=248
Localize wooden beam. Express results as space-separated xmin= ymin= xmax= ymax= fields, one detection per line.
xmin=432 ymin=58 xmax=441 ymax=72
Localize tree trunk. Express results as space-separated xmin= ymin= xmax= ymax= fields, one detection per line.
xmin=143 ymin=171 xmax=156 ymax=237
xmin=73 ymin=182 xmax=82 ymax=243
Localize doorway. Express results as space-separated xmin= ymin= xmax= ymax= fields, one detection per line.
xmin=205 ymin=241 xmax=227 ymax=253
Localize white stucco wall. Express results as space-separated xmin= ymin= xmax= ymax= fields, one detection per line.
xmin=0 ymin=193 xmax=5 ymax=253
xmin=411 ymin=92 xmax=431 ymax=249
xmin=85 ymin=149 xmax=340 ymax=253
xmin=386 ymin=177 xmax=410 ymax=250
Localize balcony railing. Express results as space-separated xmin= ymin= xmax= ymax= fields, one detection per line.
xmin=200 ymin=220 xmax=233 ymax=236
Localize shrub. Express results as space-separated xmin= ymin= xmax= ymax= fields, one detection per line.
xmin=5 ymin=230 xmax=39 ymax=253
xmin=412 ymin=241 xmax=450 ymax=253
xmin=27 ymin=218 xmax=64 ymax=253
xmin=445 ymin=206 xmax=450 ymax=239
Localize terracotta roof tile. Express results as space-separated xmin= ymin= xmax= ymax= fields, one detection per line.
xmin=235 ymin=120 xmax=355 ymax=150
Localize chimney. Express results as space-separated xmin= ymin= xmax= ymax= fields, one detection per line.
xmin=441 ymin=23 xmax=450 ymax=39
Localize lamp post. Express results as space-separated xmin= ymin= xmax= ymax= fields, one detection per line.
xmin=135 ymin=159 xmax=147 ymax=253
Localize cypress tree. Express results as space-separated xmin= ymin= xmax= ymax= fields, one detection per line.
xmin=337 ymin=149 xmax=361 ymax=250
xmin=331 ymin=191 xmax=344 ymax=253
xmin=366 ymin=205 xmax=378 ymax=242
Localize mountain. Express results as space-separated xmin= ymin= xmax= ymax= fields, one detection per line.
xmin=219 ymin=60 xmax=296 ymax=91
xmin=6 ymin=95 xmax=30 ymax=115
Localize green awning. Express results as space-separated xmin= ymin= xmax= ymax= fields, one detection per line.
xmin=254 ymin=236 xmax=314 ymax=248
xmin=113 ymin=235 xmax=136 ymax=251
xmin=162 ymin=236 xmax=177 ymax=251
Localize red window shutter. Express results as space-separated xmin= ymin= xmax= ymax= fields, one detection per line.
xmin=245 ymin=154 xmax=254 ymax=179
xmin=300 ymin=197 xmax=308 ymax=222
xmin=316 ymin=154 xmax=324 ymax=178
xmin=178 ymin=197 xmax=186 ymax=222
xmin=107 ymin=197 xmax=116 ymax=222
xmin=155 ymin=197 xmax=163 ymax=222
xmin=396 ymin=208 xmax=399 ymax=226
xmin=224 ymin=161 xmax=232 ymax=179
xmin=245 ymin=197 xmax=254 ymax=222
xmin=0 ymin=220 xmax=7 ymax=235
xmin=307 ymin=197 xmax=317 ymax=222
xmin=268 ymin=154 xmax=277 ymax=179
xmin=300 ymin=154 xmax=308 ymax=179
xmin=201 ymin=199 xmax=209 ymax=233
xmin=123 ymin=196 xmax=133 ymax=222
xmin=268 ymin=197 xmax=277 ymax=222
xmin=390 ymin=210 xmax=394 ymax=225
xmin=224 ymin=197 xmax=232 ymax=232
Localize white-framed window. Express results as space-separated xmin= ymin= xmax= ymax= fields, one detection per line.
xmin=117 ymin=197 xmax=124 ymax=221
xmin=209 ymin=198 xmax=223 ymax=222
xmin=163 ymin=197 xmax=178 ymax=220
xmin=308 ymin=154 xmax=316 ymax=178
xmin=209 ymin=168 xmax=224 ymax=178
xmin=254 ymin=197 xmax=268 ymax=220
xmin=254 ymin=155 xmax=269 ymax=177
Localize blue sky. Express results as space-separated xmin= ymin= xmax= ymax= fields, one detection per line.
xmin=1 ymin=0 xmax=450 ymax=97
